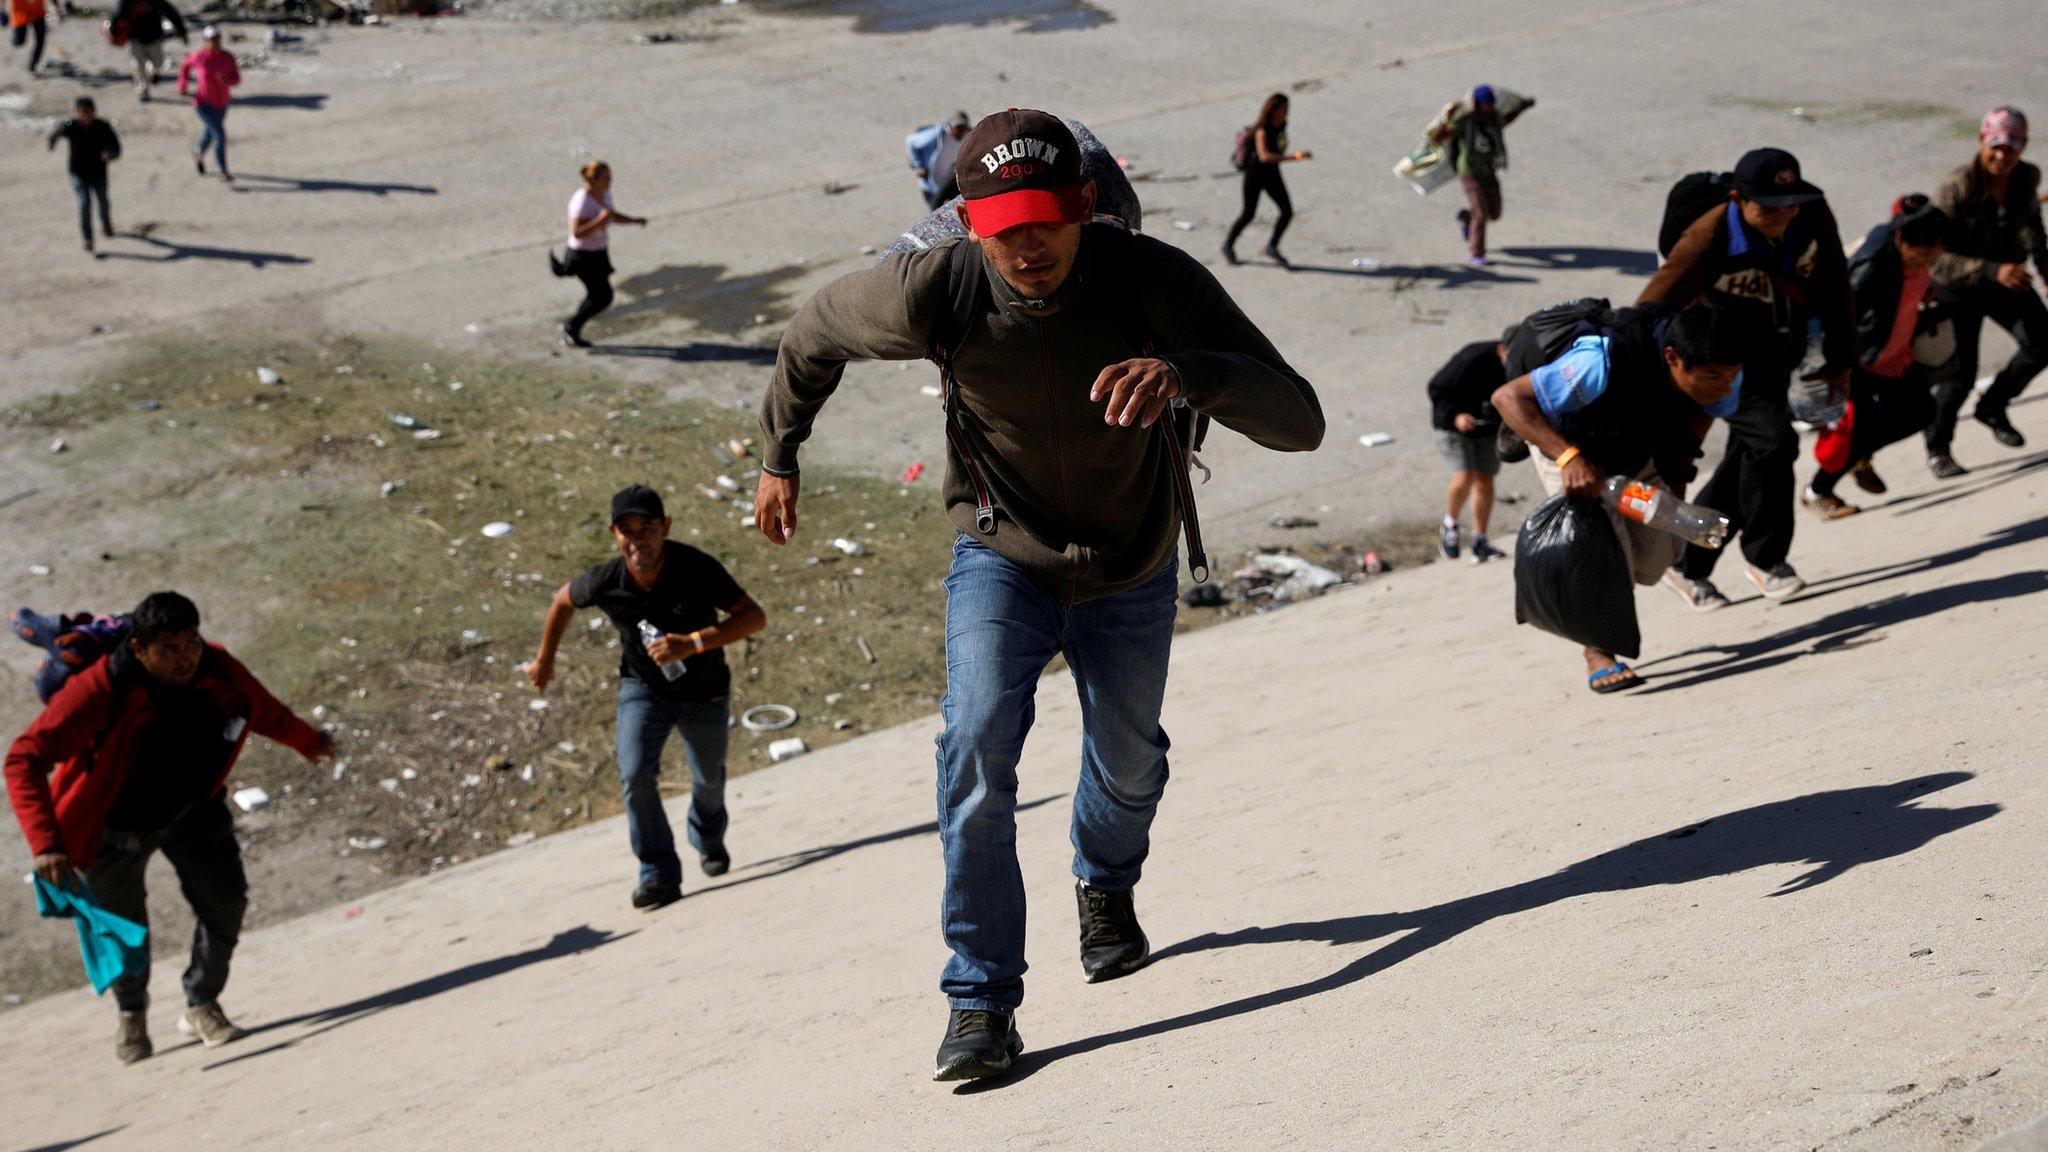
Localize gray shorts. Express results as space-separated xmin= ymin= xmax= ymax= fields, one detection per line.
xmin=1434 ymin=428 xmax=1500 ymax=475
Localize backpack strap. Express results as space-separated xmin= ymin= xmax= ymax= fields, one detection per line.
xmin=929 ymin=243 xmax=999 ymax=534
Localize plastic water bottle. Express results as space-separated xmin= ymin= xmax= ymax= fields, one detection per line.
xmin=1601 ymin=477 xmax=1731 ymax=549
xmin=637 ymin=620 xmax=687 ymax=681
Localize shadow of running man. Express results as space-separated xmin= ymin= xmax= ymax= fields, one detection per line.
xmin=981 ymin=773 xmax=1996 ymax=1087
xmin=202 ymin=924 xmax=634 ymax=1071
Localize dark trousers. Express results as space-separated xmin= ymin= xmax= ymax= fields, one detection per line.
xmin=614 ymin=679 xmax=729 ymax=888
xmin=564 ymin=248 xmax=615 ymax=339
xmin=86 ymin=799 xmax=249 ymax=1014
xmin=12 ymin=17 xmax=46 ymax=71
xmin=1680 ymin=355 xmax=1799 ymax=579
xmin=1925 ymin=281 xmax=2048 ymax=452
xmin=1811 ymin=368 xmax=1936 ymax=496
xmin=1459 ymin=173 xmax=1503 ymax=257
xmin=1225 ymin=165 xmax=1292 ymax=252
xmin=69 ymin=173 xmax=112 ymax=242
xmin=922 ymin=175 xmax=959 ymax=210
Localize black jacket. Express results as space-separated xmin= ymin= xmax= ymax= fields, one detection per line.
xmin=1426 ymin=340 xmax=1504 ymax=433
xmin=1551 ymin=306 xmax=1708 ymax=486
xmin=114 ymin=0 xmax=187 ymax=45
xmin=1847 ymin=222 xmax=1945 ymax=368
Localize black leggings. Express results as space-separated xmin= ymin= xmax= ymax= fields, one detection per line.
xmin=565 ymin=248 xmax=615 ymax=339
xmin=12 ymin=17 xmax=47 ymax=71
xmin=1225 ymin=164 xmax=1292 ymax=251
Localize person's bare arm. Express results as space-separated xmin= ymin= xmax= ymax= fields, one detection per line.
xmin=570 ymin=209 xmax=612 ymax=240
xmin=1254 ymin=127 xmax=1305 ymax=163
xmin=1494 ymin=374 xmax=1604 ymax=500
xmin=525 ymin=583 xmax=576 ymax=691
xmin=646 ymin=596 xmax=767 ymax=666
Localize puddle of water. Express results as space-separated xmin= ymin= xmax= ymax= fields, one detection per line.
xmin=764 ymin=0 xmax=1111 ymax=34
xmin=604 ymin=261 xmax=810 ymax=335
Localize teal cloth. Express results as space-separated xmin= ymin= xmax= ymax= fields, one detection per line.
xmin=33 ymin=875 xmax=150 ymax=994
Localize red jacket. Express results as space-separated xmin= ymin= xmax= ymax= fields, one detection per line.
xmin=5 ymin=642 xmax=325 ymax=867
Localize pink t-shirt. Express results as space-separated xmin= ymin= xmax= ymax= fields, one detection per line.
xmin=566 ymin=187 xmax=613 ymax=252
xmin=1870 ymin=266 xmax=1931 ymax=378
xmin=177 ymin=47 xmax=240 ymax=110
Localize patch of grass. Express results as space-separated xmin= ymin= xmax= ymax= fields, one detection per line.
xmin=1714 ymin=96 xmax=1979 ymax=139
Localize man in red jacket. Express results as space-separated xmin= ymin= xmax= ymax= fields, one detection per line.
xmin=5 ymin=592 xmax=332 ymax=1064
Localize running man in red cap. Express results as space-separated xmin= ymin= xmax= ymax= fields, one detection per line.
xmin=756 ymin=109 xmax=1323 ymax=1081
xmin=1924 ymin=105 xmax=2048 ymax=473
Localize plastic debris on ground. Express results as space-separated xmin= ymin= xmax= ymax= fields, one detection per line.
xmin=50 ymin=439 xmax=68 ymax=454
xmin=232 ymin=787 xmax=271 ymax=812
xmin=388 ymin=413 xmax=427 ymax=430
xmin=831 ymin=538 xmax=865 ymax=556
xmin=256 ymin=367 xmax=281 ymax=385
xmin=346 ymin=836 xmax=388 ymax=851
xmin=741 ymin=704 xmax=799 ymax=732
xmin=901 ymin=462 xmax=925 ymax=483
xmin=1233 ymin=553 xmax=1346 ymax=604
xmin=768 ymin=737 xmax=810 ymax=763
xmin=481 ymin=522 xmax=514 ymax=538
xmin=1359 ymin=432 xmax=1395 ymax=447
xmin=1269 ymin=515 xmax=1319 ymax=529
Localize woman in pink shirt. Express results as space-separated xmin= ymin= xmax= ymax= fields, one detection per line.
xmin=552 ymin=160 xmax=646 ymax=348
xmin=1803 ymin=195 xmax=1948 ymax=519
xmin=176 ymin=25 xmax=239 ymax=183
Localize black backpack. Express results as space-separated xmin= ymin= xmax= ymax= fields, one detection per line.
xmin=928 ymin=225 xmax=1213 ymax=583
xmin=1659 ymin=171 xmax=1734 ymax=257
xmin=1501 ymin=297 xmax=1616 ymax=379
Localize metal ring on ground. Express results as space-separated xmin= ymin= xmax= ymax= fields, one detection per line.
xmin=740 ymin=704 xmax=799 ymax=733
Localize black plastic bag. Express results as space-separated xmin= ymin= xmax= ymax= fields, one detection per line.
xmin=1514 ymin=493 xmax=1641 ymax=658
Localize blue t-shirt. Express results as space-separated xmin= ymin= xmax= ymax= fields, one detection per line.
xmin=1530 ymin=335 xmax=1741 ymax=421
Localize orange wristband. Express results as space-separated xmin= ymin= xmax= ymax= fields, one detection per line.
xmin=1554 ymin=445 xmax=1582 ymax=470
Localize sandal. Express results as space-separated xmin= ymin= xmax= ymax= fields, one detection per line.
xmin=1587 ymin=662 xmax=1641 ymax=695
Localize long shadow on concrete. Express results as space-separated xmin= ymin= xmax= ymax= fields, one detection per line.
xmin=10 ymin=1126 xmax=128 ymax=1152
xmin=976 ymin=773 xmax=1995 ymax=1089
xmin=95 ymin=234 xmax=310 ymax=269
xmin=1493 ymin=245 xmax=1660 ymax=275
xmin=1632 ymin=569 xmax=2048 ymax=694
xmin=698 ymin=795 xmax=1064 ymax=898
xmin=1281 ymin=261 xmax=1539 ymax=288
xmin=231 ymin=173 xmax=435 ymax=196
xmin=586 ymin=342 xmax=777 ymax=366
xmin=201 ymin=925 xmax=633 ymax=1071
xmin=1773 ymin=510 xmax=2048 ymax=611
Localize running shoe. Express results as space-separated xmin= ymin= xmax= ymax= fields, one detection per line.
xmin=178 ymin=1002 xmax=247 ymax=1048
xmin=1927 ymin=453 xmax=1968 ymax=480
xmin=1850 ymin=459 xmax=1887 ymax=494
xmin=1975 ymin=411 xmax=2026 ymax=448
xmin=1439 ymin=521 xmax=1460 ymax=560
xmin=1744 ymin=562 xmax=1806 ymax=601
xmin=933 ymin=1009 xmax=1023 ymax=1082
xmin=1800 ymin=488 xmax=1860 ymax=521
xmin=631 ymin=881 xmax=682 ymax=911
xmin=1661 ymin=570 xmax=1731 ymax=612
xmin=1470 ymin=535 xmax=1505 ymax=563
xmin=1076 ymin=881 xmax=1150 ymax=983
xmin=116 ymin=1011 xmax=152 ymax=1064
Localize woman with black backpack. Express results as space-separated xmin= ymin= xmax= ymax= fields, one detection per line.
xmin=1223 ymin=93 xmax=1311 ymax=267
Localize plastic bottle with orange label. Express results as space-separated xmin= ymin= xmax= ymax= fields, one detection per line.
xmin=1601 ymin=477 xmax=1730 ymax=549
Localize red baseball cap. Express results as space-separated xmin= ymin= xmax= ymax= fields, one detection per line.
xmin=1982 ymin=105 xmax=2028 ymax=149
xmin=954 ymin=109 xmax=1087 ymax=236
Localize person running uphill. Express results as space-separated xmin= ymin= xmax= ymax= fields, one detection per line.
xmin=49 ymin=97 xmax=120 ymax=252
xmin=554 ymin=160 xmax=647 ymax=349
xmin=8 ymin=0 xmax=56 ymax=76
xmin=176 ymin=26 xmax=238 ymax=182
xmin=755 ymin=109 xmax=1323 ymax=1081
xmin=4 ymin=592 xmax=333 ymax=1064
xmin=109 ymin=0 xmax=188 ymax=101
xmin=526 ymin=485 xmax=765 ymax=910
xmin=1428 ymin=85 xmax=1534 ymax=266
xmin=1223 ymin=93 xmax=1311 ymax=267
xmin=1493 ymin=301 xmax=1748 ymax=693
xmin=907 ymin=111 xmax=972 ymax=209
xmin=1641 ymin=148 xmax=1852 ymax=609
xmin=1924 ymin=106 xmax=2048 ymax=473
xmin=1426 ymin=338 xmax=1508 ymax=561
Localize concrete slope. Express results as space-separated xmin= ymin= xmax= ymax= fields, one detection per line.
xmin=3 ymin=429 xmax=2046 ymax=1150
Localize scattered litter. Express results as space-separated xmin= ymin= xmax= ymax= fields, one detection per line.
xmin=831 ymin=538 xmax=865 ymax=556
xmin=1234 ymin=553 xmax=1344 ymax=603
xmin=1909 ymin=947 xmax=1933 ymax=958
xmin=413 ymin=429 xmax=443 ymax=442
xmin=1269 ymin=515 xmax=1319 ymax=529
xmin=587 ymin=617 xmax=606 ymax=631
xmin=900 ymin=462 xmax=925 ymax=483
xmin=388 ymin=413 xmax=427 ymax=430
xmin=822 ymin=181 xmax=853 ymax=195
xmin=232 ymin=787 xmax=271 ymax=813
xmin=919 ymin=384 xmax=943 ymax=398
xmin=1358 ymin=432 xmax=1396 ymax=448
xmin=135 ymin=400 xmax=161 ymax=412
xmin=834 ymin=719 xmax=854 ymax=731
xmin=343 ymin=906 xmax=364 ymax=919
xmin=380 ymin=480 xmax=406 ymax=498
xmin=520 ymin=764 xmax=535 ymax=782
xmin=28 ymin=565 xmax=50 ymax=577
xmin=856 ymin=636 xmax=877 ymax=664
xmin=741 ymin=704 xmax=799 ymax=732
xmin=1350 ymin=257 xmax=1379 ymax=269
xmin=3 ymin=994 xmax=21 ymax=1006
xmin=331 ymin=761 xmax=347 ymax=781
xmin=379 ymin=778 xmax=400 ymax=792
xmin=714 ymin=474 xmax=740 ymax=492
xmin=529 ymin=698 xmax=550 ymax=712
xmin=256 ymin=366 xmax=282 ymax=385
xmin=464 ymin=323 xmax=481 ymax=333
xmin=49 ymin=438 xmax=68 ymax=454
xmin=859 ymin=244 xmax=877 ymax=255
xmin=1499 ymin=492 xmax=1526 ymax=506
xmin=824 ymin=692 xmax=846 ymax=706
xmin=1361 ymin=551 xmax=1391 ymax=575
xmin=768 ymin=737 xmax=810 ymax=763
xmin=462 ymin=773 xmax=483 ymax=787
xmin=635 ymin=30 xmax=677 ymax=43
xmin=347 ymin=836 xmax=388 ymax=851
xmin=1172 ymin=220 xmax=1196 ymax=231
xmin=481 ymin=521 xmax=514 ymax=539
xmin=505 ymin=831 xmax=537 ymax=847
xmin=752 ymin=313 xmax=769 ymax=325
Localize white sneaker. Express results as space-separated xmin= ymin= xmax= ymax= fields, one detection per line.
xmin=1744 ymin=562 xmax=1806 ymax=602
xmin=1661 ymin=569 xmax=1731 ymax=612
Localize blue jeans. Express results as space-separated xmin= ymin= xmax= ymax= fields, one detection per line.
xmin=937 ymin=535 xmax=1178 ymax=1012
xmin=615 ymin=678 xmax=730 ymax=888
xmin=193 ymin=103 xmax=228 ymax=175
xmin=69 ymin=173 xmax=112 ymax=242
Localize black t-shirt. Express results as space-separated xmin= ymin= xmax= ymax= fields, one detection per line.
xmin=1426 ymin=339 xmax=1505 ymax=433
xmin=569 ymin=541 xmax=747 ymax=700
xmin=50 ymin=119 xmax=121 ymax=183
xmin=104 ymin=667 xmax=235 ymax=833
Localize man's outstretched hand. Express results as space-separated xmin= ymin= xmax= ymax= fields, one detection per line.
xmin=755 ymin=472 xmax=800 ymax=545
xmin=1091 ymin=357 xmax=1181 ymax=429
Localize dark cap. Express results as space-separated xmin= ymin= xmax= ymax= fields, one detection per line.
xmin=955 ymin=108 xmax=1086 ymax=236
xmin=1733 ymin=148 xmax=1824 ymax=208
xmin=609 ymin=484 xmax=666 ymax=525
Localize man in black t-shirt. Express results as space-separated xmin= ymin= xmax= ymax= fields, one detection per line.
xmin=526 ymin=485 xmax=766 ymax=911
xmin=1426 ymin=339 xmax=1508 ymax=562
xmin=47 ymin=97 xmax=120 ymax=252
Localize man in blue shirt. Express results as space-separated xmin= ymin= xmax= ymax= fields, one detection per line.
xmin=906 ymin=111 xmax=971 ymax=209
xmin=1493 ymin=300 xmax=1746 ymax=693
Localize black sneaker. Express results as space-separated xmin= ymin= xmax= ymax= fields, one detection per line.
xmin=631 ymin=882 xmax=682 ymax=911
xmin=1263 ymin=244 xmax=1290 ymax=269
xmin=1928 ymin=452 xmax=1968 ymax=480
xmin=1076 ymin=881 xmax=1150 ymax=983
xmin=1975 ymin=410 xmax=2025 ymax=448
xmin=1470 ymin=535 xmax=1504 ymax=563
xmin=933 ymin=1008 xmax=1023 ymax=1082
xmin=699 ymin=847 xmax=730 ymax=877
xmin=1220 ymin=243 xmax=1240 ymax=266
xmin=561 ymin=325 xmax=593 ymax=349
xmin=1438 ymin=520 xmax=1460 ymax=560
